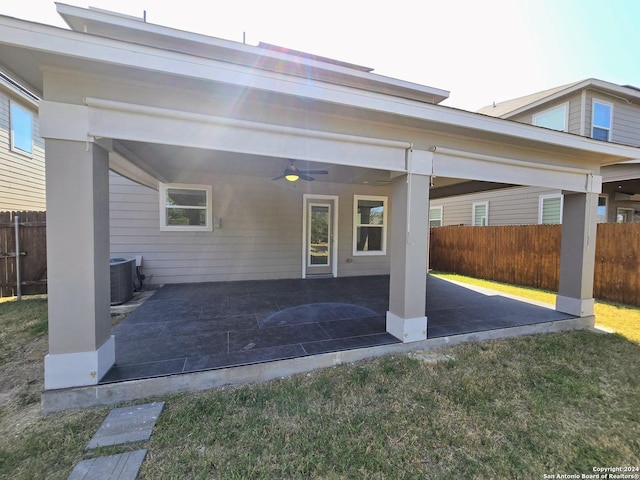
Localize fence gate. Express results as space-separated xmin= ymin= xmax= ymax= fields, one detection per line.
xmin=0 ymin=211 xmax=47 ymax=298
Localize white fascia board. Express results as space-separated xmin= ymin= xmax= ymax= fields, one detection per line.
xmin=0 ymin=68 xmax=39 ymax=107
xmin=430 ymin=147 xmax=602 ymax=193
xmin=587 ymin=79 xmax=640 ymax=103
xmin=2 ymin=17 xmax=639 ymax=163
xmin=496 ymin=80 xmax=592 ymax=119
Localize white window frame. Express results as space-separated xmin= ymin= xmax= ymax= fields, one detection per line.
xmin=597 ymin=195 xmax=608 ymax=224
xmin=616 ymin=207 xmax=634 ymax=223
xmin=353 ymin=195 xmax=387 ymax=256
xmin=9 ymin=100 xmax=33 ymax=155
xmin=538 ymin=193 xmax=564 ymax=224
xmin=532 ymin=103 xmax=569 ymax=132
xmin=591 ymin=99 xmax=613 ymax=141
xmin=159 ymin=182 xmax=212 ymax=232
xmin=472 ymin=202 xmax=489 ymax=226
xmin=429 ymin=206 xmax=443 ymax=227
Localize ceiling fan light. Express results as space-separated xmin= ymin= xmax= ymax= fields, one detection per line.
xmin=285 ymin=174 xmax=300 ymax=182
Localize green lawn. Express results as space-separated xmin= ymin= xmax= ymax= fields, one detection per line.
xmin=1 ymin=293 xmax=639 ymax=479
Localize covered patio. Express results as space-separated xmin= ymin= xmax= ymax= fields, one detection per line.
xmin=2 ymin=5 xmax=640 ymax=411
xmin=101 ymin=275 xmax=575 ymax=384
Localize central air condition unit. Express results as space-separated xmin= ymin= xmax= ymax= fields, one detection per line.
xmin=110 ymin=257 xmax=135 ymax=305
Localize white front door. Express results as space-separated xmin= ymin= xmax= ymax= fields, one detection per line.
xmin=303 ymin=195 xmax=338 ymax=278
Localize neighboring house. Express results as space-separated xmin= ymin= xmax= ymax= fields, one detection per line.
xmin=1 ymin=5 xmax=639 ymax=391
xmin=429 ymin=79 xmax=640 ymax=226
xmin=0 ymin=72 xmax=45 ymax=211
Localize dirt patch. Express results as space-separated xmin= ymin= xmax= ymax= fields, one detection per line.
xmin=0 ymin=333 xmax=47 ymax=438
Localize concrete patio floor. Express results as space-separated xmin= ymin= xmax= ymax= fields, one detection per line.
xmin=100 ymin=275 xmax=575 ymax=384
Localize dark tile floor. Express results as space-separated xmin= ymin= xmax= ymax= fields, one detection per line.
xmin=101 ymin=275 xmax=574 ymax=383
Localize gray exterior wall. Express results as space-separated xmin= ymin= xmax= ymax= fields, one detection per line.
xmin=448 ymin=86 xmax=640 ymax=225
xmin=0 ymin=84 xmax=45 ymax=211
xmin=584 ymin=90 xmax=640 ymax=147
xmin=110 ymin=172 xmax=392 ymax=285
xmin=431 ymin=186 xmax=560 ymax=226
xmin=509 ymin=92 xmax=583 ymax=135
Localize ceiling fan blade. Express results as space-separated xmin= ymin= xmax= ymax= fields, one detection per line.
xmin=272 ymin=174 xmax=286 ymax=180
xmin=298 ymin=169 xmax=328 ymax=175
xmin=299 ymin=173 xmax=315 ymax=181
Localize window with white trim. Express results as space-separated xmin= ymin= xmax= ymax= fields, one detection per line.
xmin=616 ymin=207 xmax=634 ymax=223
xmin=160 ymin=183 xmax=212 ymax=231
xmin=592 ymin=100 xmax=612 ymax=141
xmin=472 ymin=202 xmax=488 ymax=226
xmin=429 ymin=206 xmax=443 ymax=227
xmin=533 ymin=103 xmax=568 ymax=131
xmin=10 ymin=101 xmax=33 ymax=155
xmin=597 ymin=195 xmax=608 ymax=223
xmin=353 ymin=195 xmax=387 ymax=255
xmin=538 ymin=194 xmax=563 ymax=224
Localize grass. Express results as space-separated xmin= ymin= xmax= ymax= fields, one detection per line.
xmin=130 ymin=332 xmax=640 ymax=478
xmin=433 ymin=272 xmax=640 ymax=344
xmin=0 ymin=290 xmax=639 ymax=479
xmin=0 ymin=295 xmax=48 ymax=364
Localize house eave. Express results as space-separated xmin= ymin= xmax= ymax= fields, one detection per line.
xmin=0 ymin=68 xmax=39 ymax=107
xmin=54 ymin=3 xmax=449 ymax=105
xmin=1 ymin=14 xmax=639 ymax=166
xmin=492 ymin=78 xmax=640 ymax=120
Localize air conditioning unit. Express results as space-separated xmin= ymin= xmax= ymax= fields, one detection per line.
xmin=110 ymin=257 xmax=135 ymax=305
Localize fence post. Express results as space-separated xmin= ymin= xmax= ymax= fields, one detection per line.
xmin=14 ymin=215 xmax=21 ymax=300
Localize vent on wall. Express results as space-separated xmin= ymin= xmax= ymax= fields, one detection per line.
xmin=110 ymin=257 xmax=135 ymax=305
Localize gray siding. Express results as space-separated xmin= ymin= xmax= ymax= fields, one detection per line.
xmin=477 ymin=87 xmax=640 ymax=225
xmin=0 ymin=89 xmax=45 ymax=211
xmin=110 ymin=172 xmax=392 ymax=285
xmin=584 ymin=90 xmax=640 ymax=146
xmin=509 ymin=93 xmax=583 ymax=135
xmin=430 ymin=186 xmax=560 ymax=226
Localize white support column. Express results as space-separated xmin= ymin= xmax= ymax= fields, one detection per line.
xmin=44 ymin=139 xmax=114 ymax=390
xmin=555 ymin=192 xmax=598 ymax=318
xmin=386 ymin=173 xmax=431 ymax=342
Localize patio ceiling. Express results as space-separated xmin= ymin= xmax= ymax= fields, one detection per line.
xmin=113 ymin=140 xmax=396 ymax=187
xmin=604 ymin=178 xmax=640 ymax=196
xmin=112 ymin=139 xmax=521 ymax=198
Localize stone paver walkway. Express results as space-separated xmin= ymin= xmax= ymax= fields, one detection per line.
xmin=67 ymin=402 xmax=164 ymax=480
xmin=86 ymin=402 xmax=164 ymax=449
xmin=68 ymin=450 xmax=147 ymax=480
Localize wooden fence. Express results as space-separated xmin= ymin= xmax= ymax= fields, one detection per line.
xmin=0 ymin=211 xmax=47 ymax=297
xmin=430 ymin=223 xmax=640 ymax=307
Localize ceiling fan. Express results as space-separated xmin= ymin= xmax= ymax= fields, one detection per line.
xmin=272 ymin=159 xmax=328 ymax=182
